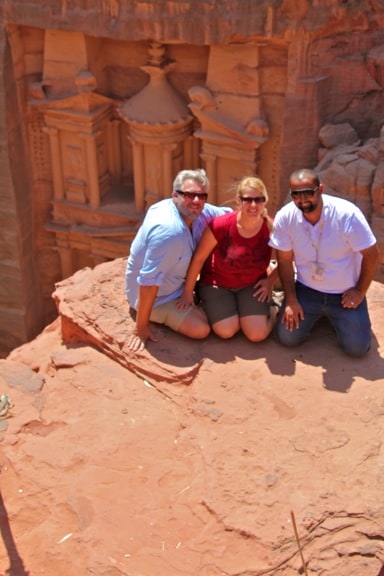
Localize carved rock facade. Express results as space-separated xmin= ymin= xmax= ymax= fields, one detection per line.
xmin=1 ymin=0 xmax=384 ymax=353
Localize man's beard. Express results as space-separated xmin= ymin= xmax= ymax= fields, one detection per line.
xmin=298 ymin=203 xmax=316 ymax=213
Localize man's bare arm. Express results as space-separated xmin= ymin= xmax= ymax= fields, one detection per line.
xmin=276 ymin=249 xmax=304 ymax=330
xmin=129 ymin=285 xmax=159 ymax=351
xmin=356 ymin=244 xmax=379 ymax=295
xmin=276 ymin=249 xmax=297 ymax=304
xmin=342 ymin=243 xmax=379 ymax=308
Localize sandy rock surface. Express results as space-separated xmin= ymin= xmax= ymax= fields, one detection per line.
xmin=0 ymin=258 xmax=384 ymax=576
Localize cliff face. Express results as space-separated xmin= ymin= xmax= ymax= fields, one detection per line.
xmin=0 ymin=257 xmax=383 ymax=575
xmin=1 ymin=0 xmax=384 ymax=353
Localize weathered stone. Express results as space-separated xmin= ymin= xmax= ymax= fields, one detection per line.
xmin=52 ymin=258 xmax=203 ymax=385
xmin=358 ymin=137 xmax=380 ymax=165
xmin=318 ymin=157 xmax=356 ymax=198
xmin=372 ymin=214 xmax=384 ymax=278
xmin=1 ymin=259 xmax=383 ymax=576
xmin=380 ymin=125 xmax=384 ymax=155
xmin=369 ymin=159 xmax=384 ymax=217
xmin=0 ymin=359 xmax=44 ymax=393
xmin=318 ymin=123 xmax=360 ymax=149
xmin=1 ymin=0 xmax=384 ymax=357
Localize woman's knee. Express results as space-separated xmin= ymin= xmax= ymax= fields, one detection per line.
xmin=242 ymin=322 xmax=269 ymax=343
xmin=242 ymin=315 xmax=275 ymax=343
xmin=244 ymin=327 xmax=271 ymax=343
xmin=213 ymin=326 xmax=238 ymax=339
xmin=212 ymin=317 xmax=239 ymax=339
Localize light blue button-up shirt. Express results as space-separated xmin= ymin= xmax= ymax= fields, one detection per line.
xmin=126 ymin=198 xmax=230 ymax=309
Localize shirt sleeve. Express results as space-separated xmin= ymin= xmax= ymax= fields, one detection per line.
xmin=209 ymin=212 xmax=229 ymax=242
xmin=343 ymin=209 xmax=377 ymax=252
xmin=192 ymin=204 xmax=232 ymax=244
xmin=268 ymin=211 xmax=293 ymax=251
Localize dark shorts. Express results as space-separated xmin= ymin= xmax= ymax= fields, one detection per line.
xmin=198 ymin=283 xmax=271 ymax=325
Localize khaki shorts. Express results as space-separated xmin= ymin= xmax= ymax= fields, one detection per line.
xmin=199 ymin=283 xmax=271 ymax=325
xmin=149 ymin=299 xmax=195 ymax=331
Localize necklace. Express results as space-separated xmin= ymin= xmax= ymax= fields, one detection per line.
xmin=304 ymin=219 xmax=325 ymax=281
xmin=304 ymin=219 xmax=325 ymax=261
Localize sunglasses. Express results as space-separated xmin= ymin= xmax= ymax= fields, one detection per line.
xmin=240 ymin=196 xmax=266 ymax=205
xmin=176 ymin=190 xmax=208 ymax=201
xmin=290 ymin=186 xmax=319 ymax=198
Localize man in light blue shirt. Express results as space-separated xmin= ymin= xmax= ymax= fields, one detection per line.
xmin=126 ymin=169 xmax=230 ymax=351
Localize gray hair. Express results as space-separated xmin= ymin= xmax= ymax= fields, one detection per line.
xmin=172 ymin=169 xmax=209 ymax=193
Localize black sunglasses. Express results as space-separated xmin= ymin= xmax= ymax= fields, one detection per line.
xmin=290 ymin=186 xmax=319 ymax=198
xmin=240 ymin=196 xmax=266 ymax=205
xmin=176 ymin=190 xmax=208 ymax=201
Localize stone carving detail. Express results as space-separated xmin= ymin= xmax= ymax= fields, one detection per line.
xmin=118 ymin=42 xmax=196 ymax=211
xmin=3 ymin=4 xmax=384 ymax=354
xmin=27 ymin=30 xmax=139 ymax=280
xmin=41 ymin=91 xmax=114 ymax=208
xmin=27 ymin=36 xmax=273 ymax=285
xmin=189 ymin=85 xmax=269 ymax=205
xmin=188 ymin=44 xmax=270 ymax=206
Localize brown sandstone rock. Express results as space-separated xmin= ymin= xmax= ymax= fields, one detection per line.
xmin=52 ymin=258 xmax=203 ymax=386
xmin=318 ymin=123 xmax=360 ymax=149
xmin=0 ymin=259 xmax=383 ymax=575
xmin=2 ymin=0 xmax=384 ymax=357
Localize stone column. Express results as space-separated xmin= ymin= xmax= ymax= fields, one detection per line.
xmin=183 ymin=136 xmax=195 ymax=168
xmin=57 ymin=244 xmax=73 ymax=279
xmin=43 ymin=126 xmax=64 ymax=200
xmin=107 ymin=119 xmax=121 ymax=186
xmin=131 ymin=140 xmax=145 ymax=212
xmin=201 ymin=152 xmax=218 ymax=204
xmin=162 ymin=144 xmax=175 ymax=198
xmin=81 ymin=132 xmax=101 ymax=208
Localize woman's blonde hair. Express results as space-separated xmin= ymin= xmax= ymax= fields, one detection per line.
xmin=236 ymin=175 xmax=273 ymax=232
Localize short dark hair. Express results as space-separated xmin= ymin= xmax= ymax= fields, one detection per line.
xmin=290 ymin=168 xmax=320 ymax=188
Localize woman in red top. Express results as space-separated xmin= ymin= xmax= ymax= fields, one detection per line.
xmin=178 ymin=176 xmax=278 ymax=342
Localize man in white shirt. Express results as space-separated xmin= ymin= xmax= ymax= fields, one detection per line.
xmin=269 ymin=168 xmax=379 ymax=356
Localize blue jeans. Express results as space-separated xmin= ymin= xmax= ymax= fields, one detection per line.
xmin=276 ymin=282 xmax=372 ymax=357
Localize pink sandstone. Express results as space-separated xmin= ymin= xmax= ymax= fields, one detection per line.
xmin=0 ymin=257 xmax=383 ymax=575
xmin=2 ymin=1 xmax=384 ymax=356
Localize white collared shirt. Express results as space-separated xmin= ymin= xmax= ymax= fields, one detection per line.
xmin=269 ymin=194 xmax=377 ymax=293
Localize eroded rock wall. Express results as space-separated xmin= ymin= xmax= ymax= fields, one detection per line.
xmin=1 ymin=0 xmax=384 ymax=354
